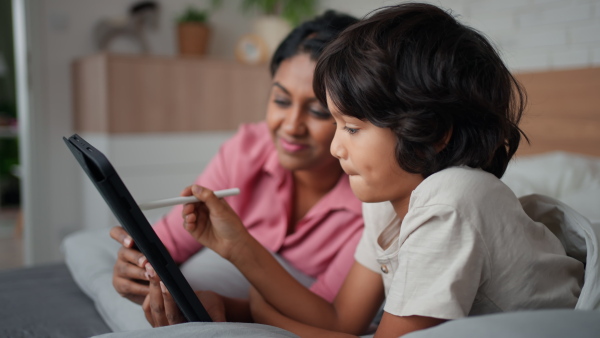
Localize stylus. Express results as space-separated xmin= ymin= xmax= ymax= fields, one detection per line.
xmin=138 ymin=188 xmax=241 ymax=210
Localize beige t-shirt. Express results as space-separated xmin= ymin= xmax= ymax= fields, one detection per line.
xmin=355 ymin=167 xmax=584 ymax=320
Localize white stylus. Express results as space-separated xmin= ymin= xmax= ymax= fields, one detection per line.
xmin=138 ymin=188 xmax=241 ymax=210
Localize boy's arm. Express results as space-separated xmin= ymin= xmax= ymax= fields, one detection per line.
xmin=183 ymin=186 xmax=384 ymax=334
xmin=374 ymin=312 xmax=446 ymax=337
xmin=241 ymin=248 xmax=385 ymax=335
xmin=249 ymin=287 xmax=361 ymax=338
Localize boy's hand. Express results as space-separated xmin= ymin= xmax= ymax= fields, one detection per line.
xmin=181 ymin=185 xmax=251 ymax=261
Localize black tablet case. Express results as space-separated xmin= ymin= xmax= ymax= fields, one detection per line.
xmin=63 ymin=134 xmax=212 ymax=322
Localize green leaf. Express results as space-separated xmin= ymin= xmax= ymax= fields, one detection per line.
xmin=177 ymin=6 xmax=209 ymax=23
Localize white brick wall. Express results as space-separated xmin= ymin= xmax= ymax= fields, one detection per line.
xmin=320 ymin=0 xmax=600 ymax=71
xmin=448 ymin=0 xmax=600 ymax=71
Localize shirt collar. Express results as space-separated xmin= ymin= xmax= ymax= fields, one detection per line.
xmin=264 ymin=151 xmax=362 ymax=216
xmin=264 ymin=150 xmax=282 ymax=177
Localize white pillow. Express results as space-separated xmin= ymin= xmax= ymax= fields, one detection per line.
xmin=61 ymin=228 xmax=152 ymax=332
xmin=560 ymin=188 xmax=600 ymax=224
xmin=502 ymin=152 xmax=600 ymax=222
xmin=61 ymin=228 xmax=315 ymax=332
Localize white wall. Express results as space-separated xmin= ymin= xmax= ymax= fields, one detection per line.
xmin=23 ymin=0 xmax=600 ymax=265
xmin=321 ymin=0 xmax=600 ymax=71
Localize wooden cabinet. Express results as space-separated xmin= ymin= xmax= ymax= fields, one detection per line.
xmin=71 ymin=54 xmax=271 ymax=229
xmin=72 ymin=53 xmax=271 ymax=133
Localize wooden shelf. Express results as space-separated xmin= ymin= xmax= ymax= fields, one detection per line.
xmin=72 ymin=53 xmax=271 ymax=133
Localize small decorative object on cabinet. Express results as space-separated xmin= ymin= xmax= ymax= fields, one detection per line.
xmin=176 ymin=6 xmax=211 ymax=57
xmin=235 ymin=34 xmax=269 ymax=65
xmin=93 ymin=1 xmax=160 ymax=54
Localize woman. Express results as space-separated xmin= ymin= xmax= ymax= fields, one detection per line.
xmin=110 ymin=10 xmax=363 ymax=322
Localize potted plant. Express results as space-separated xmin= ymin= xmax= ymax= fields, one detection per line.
xmin=176 ymin=6 xmax=211 ymax=56
xmin=237 ymin=0 xmax=317 ymax=26
xmin=212 ymin=0 xmax=317 ymax=60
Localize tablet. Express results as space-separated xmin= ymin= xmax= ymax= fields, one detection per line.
xmin=63 ymin=133 xmax=212 ymax=323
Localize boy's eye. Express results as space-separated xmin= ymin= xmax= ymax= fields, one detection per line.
xmin=343 ymin=126 xmax=358 ymax=134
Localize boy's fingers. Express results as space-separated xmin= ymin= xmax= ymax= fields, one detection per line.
xmin=191 ymin=185 xmax=228 ymax=214
xmin=181 ymin=202 xmax=195 ymax=218
xmin=180 ymin=185 xmax=193 ymax=197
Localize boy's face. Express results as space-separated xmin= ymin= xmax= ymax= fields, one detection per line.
xmin=328 ymin=94 xmax=423 ymax=210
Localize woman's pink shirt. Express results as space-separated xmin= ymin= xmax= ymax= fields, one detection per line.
xmin=153 ymin=122 xmax=364 ymax=302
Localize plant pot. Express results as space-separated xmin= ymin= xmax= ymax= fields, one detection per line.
xmin=177 ymin=23 xmax=210 ymax=56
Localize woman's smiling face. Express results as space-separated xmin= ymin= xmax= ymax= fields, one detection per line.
xmin=266 ymin=53 xmax=339 ymax=172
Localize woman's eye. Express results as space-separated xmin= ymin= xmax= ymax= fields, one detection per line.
xmin=310 ymin=109 xmax=331 ymax=120
xmin=343 ymin=126 xmax=358 ymax=134
xmin=274 ymin=99 xmax=291 ymax=107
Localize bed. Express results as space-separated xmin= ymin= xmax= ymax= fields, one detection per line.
xmin=0 ymin=67 xmax=599 ymax=338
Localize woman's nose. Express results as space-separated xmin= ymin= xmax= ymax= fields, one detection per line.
xmin=282 ymin=106 xmax=306 ymax=135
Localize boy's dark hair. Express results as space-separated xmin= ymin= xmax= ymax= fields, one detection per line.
xmin=314 ymin=3 xmax=527 ymax=178
xmin=270 ymin=10 xmax=359 ymax=77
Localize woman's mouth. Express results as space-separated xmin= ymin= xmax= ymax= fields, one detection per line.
xmin=279 ymin=138 xmax=309 ymax=153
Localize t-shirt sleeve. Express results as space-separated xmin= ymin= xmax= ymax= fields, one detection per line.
xmin=384 ymin=204 xmax=487 ymax=320
xmin=355 ymin=202 xmax=395 ymax=273
xmin=308 ymin=223 xmax=363 ymax=302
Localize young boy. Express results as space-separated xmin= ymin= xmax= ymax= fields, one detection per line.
xmin=146 ymin=3 xmax=584 ymax=337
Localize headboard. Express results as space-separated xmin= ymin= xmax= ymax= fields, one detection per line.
xmin=514 ymin=67 xmax=600 ymax=158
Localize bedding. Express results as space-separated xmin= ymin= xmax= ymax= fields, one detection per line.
xmin=2 ymin=151 xmax=599 ymax=337
xmin=89 ymin=309 xmax=600 ymax=338
xmin=501 ymin=152 xmax=600 ymax=223
xmin=94 ymin=191 xmax=600 ymax=338
xmin=0 ymin=263 xmax=111 ymax=337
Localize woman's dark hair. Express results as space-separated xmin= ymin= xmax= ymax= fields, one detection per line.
xmin=314 ymin=3 xmax=527 ymax=178
xmin=270 ymin=10 xmax=358 ymax=77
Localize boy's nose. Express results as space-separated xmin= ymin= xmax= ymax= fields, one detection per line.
xmin=330 ymin=130 xmax=346 ymax=160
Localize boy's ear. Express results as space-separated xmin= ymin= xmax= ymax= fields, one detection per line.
xmin=435 ymin=127 xmax=453 ymax=153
